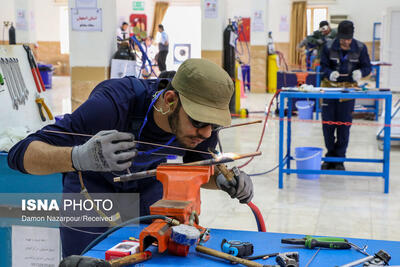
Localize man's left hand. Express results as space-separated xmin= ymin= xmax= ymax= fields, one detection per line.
xmin=352 ymin=69 xmax=362 ymax=82
xmin=216 ymin=168 xmax=254 ymax=204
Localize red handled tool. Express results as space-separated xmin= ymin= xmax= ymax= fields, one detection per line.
xmin=23 ymin=44 xmax=46 ymax=93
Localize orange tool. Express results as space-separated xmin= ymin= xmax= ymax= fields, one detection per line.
xmin=139 ymin=165 xmax=213 ymax=256
xmin=35 ymin=92 xmax=53 ymax=121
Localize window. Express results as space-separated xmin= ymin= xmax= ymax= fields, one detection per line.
xmin=306 ymin=7 xmax=328 ymax=35
xmin=59 ymin=6 xmax=69 ymax=54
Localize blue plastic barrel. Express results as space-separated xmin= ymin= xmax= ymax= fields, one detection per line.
xmin=295 ymin=147 xmax=322 ymax=179
xmin=296 ymin=100 xmax=314 ymax=120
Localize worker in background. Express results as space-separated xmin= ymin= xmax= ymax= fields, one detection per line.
xmin=116 ymin=22 xmax=129 ymax=41
xmin=142 ymin=36 xmax=157 ymax=65
xmin=139 ymin=36 xmax=158 ymax=77
xmin=8 ymin=59 xmax=254 ymax=257
xmin=320 ymin=20 xmax=372 ymax=170
xmin=156 ymin=24 xmax=169 ymax=72
xmin=298 ymin=21 xmax=337 ymax=68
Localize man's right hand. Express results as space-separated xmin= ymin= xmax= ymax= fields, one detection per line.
xmin=71 ymin=130 xmax=137 ymax=172
xmin=329 ymin=71 xmax=340 ymax=81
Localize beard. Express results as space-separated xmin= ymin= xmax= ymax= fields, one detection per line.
xmin=168 ymin=105 xmax=207 ymax=149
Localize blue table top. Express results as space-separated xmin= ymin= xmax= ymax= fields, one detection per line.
xmin=279 ymin=90 xmax=392 ymax=99
xmin=85 ymin=226 xmax=400 ymax=266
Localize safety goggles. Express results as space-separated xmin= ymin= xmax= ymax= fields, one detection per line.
xmin=188 ymin=116 xmax=221 ymax=131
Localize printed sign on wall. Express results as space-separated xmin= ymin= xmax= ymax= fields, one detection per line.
xmin=132 ymin=1 xmax=145 ymax=11
xmin=71 ymin=8 xmax=102 ymax=32
xmin=204 ymin=0 xmax=218 ymax=19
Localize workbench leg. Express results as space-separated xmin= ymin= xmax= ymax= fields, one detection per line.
xmin=374 ymin=100 xmax=379 ymax=121
xmin=375 ymin=65 xmax=380 ymax=89
xmin=383 ymin=95 xmax=392 ymax=193
xmin=279 ymin=96 xmax=285 ymax=189
xmin=287 ymin=98 xmax=293 ymax=171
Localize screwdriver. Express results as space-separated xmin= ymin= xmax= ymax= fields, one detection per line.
xmin=281 ymin=235 xmax=351 ymax=249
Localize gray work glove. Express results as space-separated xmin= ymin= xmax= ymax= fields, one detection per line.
xmin=216 ymin=167 xmax=254 ymax=204
xmin=352 ymin=69 xmax=362 ymax=82
xmin=71 ymin=130 xmax=137 ymax=172
xmin=329 ymin=71 xmax=340 ymax=81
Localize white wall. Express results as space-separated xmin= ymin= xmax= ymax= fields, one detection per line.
xmin=268 ymin=0 xmax=291 ymax=43
xmin=35 ymin=0 xmax=62 ymax=42
xmin=201 ymin=0 xmax=269 ymax=50
xmin=201 ymin=0 xmax=226 ymax=50
xmin=0 ymin=0 xmax=15 ymax=42
xmin=270 ymin=0 xmax=400 ymax=43
xmin=0 ymin=0 xmax=63 ymax=42
xmin=14 ymin=0 xmax=36 ymax=43
xmin=69 ymin=0 xmax=117 ymax=67
xmin=250 ymin=0 xmax=269 ymax=46
xmin=163 ymin=5 xmax=201 ymax=70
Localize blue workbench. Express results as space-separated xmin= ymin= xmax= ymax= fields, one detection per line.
xmin=84 ymin=225 xmax=400 ymax=266
xmin=278 ymin=90 xmax=392 ymax=193
xmin=0 ymin=152 xmax=62 ymax=267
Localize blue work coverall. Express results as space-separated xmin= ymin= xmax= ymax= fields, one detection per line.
xmin=8 ymin=77 xmax=217 ymax=257
xmin=320 ymin=38 xmax=372 ymax=159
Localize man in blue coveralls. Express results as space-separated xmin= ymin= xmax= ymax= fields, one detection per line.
xmin=8 ymin=59 xmax=254 ymax=256
xmin=320 ymin=20 xmax=372 ymax=170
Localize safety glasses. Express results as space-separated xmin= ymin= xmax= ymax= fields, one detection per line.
xmin=188 ymin=116 xmax=220 ymax=131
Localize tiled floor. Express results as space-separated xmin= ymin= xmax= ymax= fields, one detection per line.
xmin=47 ymin=76 xmax=400 ymax=242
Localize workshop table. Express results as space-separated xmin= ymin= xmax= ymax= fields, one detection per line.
xmin=278 ymin=90 xmax=392 ymax=193
xmin=84 ymin=225 xmax=400 ymax=266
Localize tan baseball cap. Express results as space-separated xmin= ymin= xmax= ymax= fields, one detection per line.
xmin=171 ymin=58 xmax=234 ymax=127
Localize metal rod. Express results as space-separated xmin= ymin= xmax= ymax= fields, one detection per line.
xmin=245 ymin=252 xmax=279 ymax=260
xmin=43 ymin=129 xmax=211 ymax=155
xmin=114 ymin=151 xmax=262 ymax=183
xmin=196 ymin=245 xmax=264 ymax=267
xmin=220 ymin=120 xmax=263 ymax=130
xmin=114 ymin=169 xmax=156 ymax=182
xmin=305 ymin=248 xmax=320 ymax=267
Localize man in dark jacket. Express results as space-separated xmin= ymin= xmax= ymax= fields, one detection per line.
xmin=320 ymin=20 xmax=372 ymax=170
xmin=298 ymin=21 xmax=337 ymax=56
xmin=8 ymin=59 xmax=254 ymax=257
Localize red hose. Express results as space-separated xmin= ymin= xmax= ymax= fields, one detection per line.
xmin=238 ymin=89 xmax=281 ymax=169
xmin=247 ymin=201 xmax=266 ymax=232
xmin=239 ymin=90 xmax=283 ymax=232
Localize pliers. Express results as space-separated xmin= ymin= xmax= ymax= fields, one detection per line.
xmin=35 ymin=92 xmax=53 ymax=121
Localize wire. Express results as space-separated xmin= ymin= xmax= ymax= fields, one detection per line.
xmin=247 ymin=202 xmax=266 ymax=232
xmin=249 ymin=164 xmax=279 ymax=176
xmin=59 ymin=221 xmax=105 ymax=235
xmin=80 ymin=214 xmax=168 ymax=256
xmin=43 ymin=129 xmax=212 ymax=155
xmin=238 ymin=89 xmax=281 ymax=169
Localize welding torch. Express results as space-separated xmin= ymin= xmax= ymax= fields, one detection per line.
xmin=113 ymin=151 xmax=262 ymax=183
